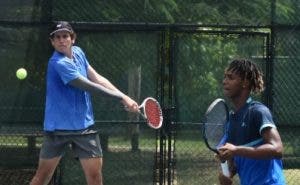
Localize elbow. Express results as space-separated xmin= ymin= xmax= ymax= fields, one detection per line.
xmin=274 ymin=145 xmax=283 ymax=158
xmin=274 ymin=151 xmax=283 ymax=158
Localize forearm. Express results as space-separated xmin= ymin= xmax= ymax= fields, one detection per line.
xmin=92 ymin=74 xmax=120 ymax=92
xmin=85 ymin=65 xmax=139 ymax=111
xmin=221 ymin=128 xmax=284 ymax=159
xmin=87 ymin=65 xmax=124 ymax=93
xmin=69 ymin=76 xmax=124 ymax=100
xmin=234 ymin=144 xmax=283 ymax=159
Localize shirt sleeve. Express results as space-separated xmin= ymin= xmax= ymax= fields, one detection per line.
xmin=54 ymin=57 xmax=81 ymax=84
xmin=252 ymin=105 xmax=276 ymax=135
xmin=73 ymin=46 xmax=90 ymax=69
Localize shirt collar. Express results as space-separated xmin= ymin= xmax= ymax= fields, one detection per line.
xmin=231 ymin=97 xmax=253 ymax=116
xmin=246 ymin=97 xmax=252 ymax=104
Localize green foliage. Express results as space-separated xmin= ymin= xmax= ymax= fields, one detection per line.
xmin=275 ymin=0 xmax=299 ymax=24
xmin=0 ymin=0 xmax=298 ymax=124
xmin=0 ymin=1 xmax=299 ymax=184
xmin=175 ymin=33 xmax=266 ymax=121
xmin=0 ymin=0 xmax=298 ymax=25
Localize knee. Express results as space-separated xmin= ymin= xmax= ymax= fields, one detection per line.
xmin=86 ymin=171 xmax=102 ymax=184
xmin=30 ymin=172 xmax=53 ymax=185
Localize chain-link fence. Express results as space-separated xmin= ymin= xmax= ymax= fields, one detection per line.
xmin=0 ymin=0 xmax=299 ymax=185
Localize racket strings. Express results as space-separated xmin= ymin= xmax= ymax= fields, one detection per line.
xmin=144 ymin=101 xmax=162 ymax=127
xmin=205 ymin=101 xmax=228 ymax=148
xmin=205 ymin=123 xmax=225 ymax=147
xmin=207 ymin=103 xmax=227 ymax=124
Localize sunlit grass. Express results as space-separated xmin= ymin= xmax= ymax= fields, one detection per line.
xmin=0 ymin=129 xmax=299 ymax=185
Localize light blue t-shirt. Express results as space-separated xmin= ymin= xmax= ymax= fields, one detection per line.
xmin=43 ymin=46 xmax=94 ymax=131
xmin=227 ymin=98 xmax=286 ymax=185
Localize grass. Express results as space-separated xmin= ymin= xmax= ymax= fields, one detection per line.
xmin=174 ymin=126 xmax=300 ymax=185
xmin=0 ymin=126 xmax=299 ymax=185
xmin=284 ymin=169 xmax=300 ymax=184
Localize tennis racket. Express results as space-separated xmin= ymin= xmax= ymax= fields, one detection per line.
xmin=202 ymin=98 xmax=230 ymax=177
xmin=138 ymin=97 xmax=163 ymax=129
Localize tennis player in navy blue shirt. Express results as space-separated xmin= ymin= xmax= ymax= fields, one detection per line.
xmin=30 ymin=21 xmax=139 ymax=185
xmin=217 ymin=59 xmax=286 ymax=185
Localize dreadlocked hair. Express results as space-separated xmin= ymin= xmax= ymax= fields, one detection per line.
xmin=227 ymin=59 xmax=264 ymax=93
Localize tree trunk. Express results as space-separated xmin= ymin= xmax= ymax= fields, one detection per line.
xmin=127 ymin=65 xmax=141 ymax=151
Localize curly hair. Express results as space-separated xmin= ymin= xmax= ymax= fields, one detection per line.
xmin=226 ymin=59 xmax=264 ymax=93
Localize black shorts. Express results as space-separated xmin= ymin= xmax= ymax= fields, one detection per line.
xmin=40 ymin=133 xmax=103 ymax=159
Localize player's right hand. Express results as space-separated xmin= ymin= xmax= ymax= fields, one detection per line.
xmin=121 ymin=95 xmax=139 ymax=112
xmin=218 ymin=143 xmax=236 ymax=160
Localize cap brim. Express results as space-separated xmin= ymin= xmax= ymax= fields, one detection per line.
xmin=50 ymin=28 xmax=73 ymax=36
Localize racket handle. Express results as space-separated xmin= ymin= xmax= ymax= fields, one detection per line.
xmin=220 ymin=161 xmax=230 ymax=177
xmin=138 ymin=110 xmax=146 ymax=119
xmin=125 ymin=105 xmax=147 ymax=119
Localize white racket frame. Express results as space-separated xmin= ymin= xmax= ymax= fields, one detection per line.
xmin=139 ymin=97 xmax=163 ymax=129
xmin=204 ymin=98 xmax=230 ymax=177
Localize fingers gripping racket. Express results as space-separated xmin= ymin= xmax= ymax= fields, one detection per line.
xmin=202 ymin=98 xmax=230 ymax=177
xmin=138 ymin=97 xmax=163 ymax=129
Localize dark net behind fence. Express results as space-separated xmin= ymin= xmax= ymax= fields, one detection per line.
xmin=0 ymin=0 xmax=299 ymax=185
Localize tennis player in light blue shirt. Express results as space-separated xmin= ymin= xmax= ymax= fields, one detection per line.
xmin=31 ymin=21 xmax=139 ymax=185
xmin=217 ymin=59 xmax=286 ymax=185
xmin=44 ymin=46 xmax=94 ymax=131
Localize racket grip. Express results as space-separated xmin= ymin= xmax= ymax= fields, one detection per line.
xmin=138 ymin=110 xmax=146 ymax=119
xmin=220 ymin=161 xmax=230 ymax=177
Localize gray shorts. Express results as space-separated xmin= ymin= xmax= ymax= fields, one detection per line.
xmin=40 ymin=133 xmax=103 ymax=159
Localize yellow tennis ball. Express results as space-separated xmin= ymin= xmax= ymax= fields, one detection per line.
xmin=16 ymin=68 xmax=27 ymax=80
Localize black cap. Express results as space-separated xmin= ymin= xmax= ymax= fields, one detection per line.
xmin=50 ymin=21 xmax=74 ymax=36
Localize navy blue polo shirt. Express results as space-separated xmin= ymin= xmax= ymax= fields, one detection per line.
xmin=226 ymin=98 xmax=286 ymax=185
